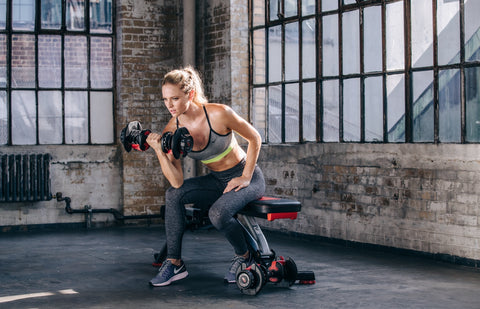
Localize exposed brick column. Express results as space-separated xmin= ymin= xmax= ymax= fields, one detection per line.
xmin=116 ymin=0 xmax=181 ymax=216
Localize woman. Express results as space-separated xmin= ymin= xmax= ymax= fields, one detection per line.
xmin=146 ymin=66 xmax=265 ymax=287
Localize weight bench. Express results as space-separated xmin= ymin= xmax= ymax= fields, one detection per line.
xmin=153 ymin=196 xmax=315 ymax=295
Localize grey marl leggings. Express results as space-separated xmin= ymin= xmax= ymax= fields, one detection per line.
xmin=164 ymin=159 xmax=265 ymax=259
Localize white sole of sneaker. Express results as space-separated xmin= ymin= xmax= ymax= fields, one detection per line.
xmin=150 ymin=271 xmax=189 ymax=287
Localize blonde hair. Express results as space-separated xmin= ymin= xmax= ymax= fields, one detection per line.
xmin=162 ymin=66 xmax=208 ymax=104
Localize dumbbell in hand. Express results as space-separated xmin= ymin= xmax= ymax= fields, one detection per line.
xmin=120 ymin=121 xmax=193 ymax=159
xmin=160 ymin=127 xmax=194 ymax=159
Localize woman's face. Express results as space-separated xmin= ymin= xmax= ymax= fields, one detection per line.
xmin=162 ymin=83 xmax=191 ymax=117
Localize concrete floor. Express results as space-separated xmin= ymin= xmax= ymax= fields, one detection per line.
xmin=0 ymin=225 xmax=479 ymax=309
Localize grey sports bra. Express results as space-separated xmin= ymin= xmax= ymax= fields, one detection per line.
xmin=179 ymin=105 xmax=235 ymax=164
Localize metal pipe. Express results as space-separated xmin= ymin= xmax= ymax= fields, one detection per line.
xmin=182 ymin=0 xmax=197 ymax=179
xmin=183 ymin=0 xmax=195 ymax=66
xmin=55 ymin=192 xmax=163 ymax=223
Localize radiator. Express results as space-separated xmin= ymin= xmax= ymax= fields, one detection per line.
xmin=0 ymin=154 xmax=52 ymax=203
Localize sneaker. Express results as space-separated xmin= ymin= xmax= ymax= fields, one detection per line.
xmin=149 ymin=260 xmax=188 ymax=287
xmin=224 ymin=254 xmax=253 ymax=284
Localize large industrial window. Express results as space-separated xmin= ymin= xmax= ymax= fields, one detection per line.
xmin=0 ymin=0 xmax=114 ymax=146
xmin=250 ymin=0 xmax=480 ymax=143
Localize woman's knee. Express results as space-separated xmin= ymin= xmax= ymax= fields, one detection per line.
xmin=208 ymin=206 xmax=230 ymax=230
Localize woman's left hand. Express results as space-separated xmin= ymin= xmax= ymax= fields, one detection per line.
xmin=224 ymin=176 xmax=251 ymax=193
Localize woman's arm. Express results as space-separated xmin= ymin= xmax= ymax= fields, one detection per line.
xmin=146 ymin=127 xmax=184 ymax=188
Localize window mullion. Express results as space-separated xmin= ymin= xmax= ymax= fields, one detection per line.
xmin=459 ymin=0 xmax=466 ymax=143
xmin=404 ymin=0 xmax=412 ymax=143
xmin=431 ymin=0 xmax=439 ymax=143
xmin=359 ymin=8 xmax=365 ymax=142
xmin=6 ymin=0 xmax=12 ymax=145
xmin=35 ymin=0 xmax=40 ymax=145
xmin=338 ymin=9 xmax=344 ymax=142
xmin=281 ymin=22 xmax=285 ymax=143
xmin=298 ymin=0 xmax=303 ymax=143
xmin=317 ymin=1 xmax=322 ymax=142
xmin=61 ymin=0 xmax=66 ymax=144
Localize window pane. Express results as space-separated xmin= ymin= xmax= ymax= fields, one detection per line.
xmin=268 ymin=85 xmax=282 ymax=143
xmin=0 ymin=0 xmax=6 ymax=29
xmin=90 ymin=92 xmax=113 ymax=143
xmin=412 ymin=71 xmax=434 ymax=142
xmin=41 ymin=0 xmax=62 ymax=29
xmin=302 ymin=0 xmax=316 ymax=16
xmin=65 ymin=36 xmax=87 ymax=88
xmin=13 ymin=0 xmax=35 ymax=31
xmin=252 ymin=0 xmax=265 ymax=26
xmin=323 ymin=79 xmax=339 ymax=142
xmin=387 ymin=74 xmax=405 ymax=142
xmin=302 ymin=19 xmax=316 ymax=79
xmin=270 ymin=0 xmax=279 ymax=21
xmin=90 ymin=0 xmax=112 ymax=33
xmin=91 ymin=37 xmax=113 ymax=88
xmin=12 ymin=91 xmax=36 ymax=145
xmin=363 ymin=6 xmax=382 ymax=73
xmin=65 ymin=91 xmax=88 ymax=144
xmin=253 ymin=29 xmax=266 ymax=84
xmin=303 ymin=82 xmax=316 ymax=141
xmin=285 ymin=0 xmax=297 ymax=18
xmin=439 ymin=69 xmax=461 ymax=142
xmin=342 ymin=10 xmax=360 ymax=75
xmin=322 ymin=0 xmax=337 ymax=12
xmin=411 ymin=0 xmax=433 ymax=68
xmin=67 ymin=0 xmax=85 ymax=31
xmin=343 ymin=0 xmax=356 ymax=5
xmin=0 ymin=91 xmax=6 ymax=144
xmin=365 ymin=76 xmax=383 ymax=142
xmin=12 ymin=34 xmax=36 ymax=88
xmin=269 ymin=26 xmax=282 ymax=82
xmin=437 ymin=0 xmax=459 ymax=65
xmin=285 ymin=22 xmax=299 ymax=81
xmin=38 ymin=91 xmax=62 ymax=144
xmin=323 ymin=14 xmax=339 ymax=76
xmin=285 ymin=83 xmax=299 ymax=142
xmin=465 ymin=0 xmax=480 ymax=62
xmin=253 ymin=87 xmax=267 ymax=142
xmin=0 ymin=34 xmax=6 ymax=87
xmin=466 ymin=67 xmax=480 ymax=142
xmin=386 ymin=1 xmax=404 ymax=71
xmin=343 ymin=78 xmax=360 ymax=141
xmin=39 ymin=35 xmax=62 ymax=88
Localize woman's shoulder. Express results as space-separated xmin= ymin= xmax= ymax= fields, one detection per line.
xmin=204 ymin=103 xmax=234 ymax=116
xmin=163 ymin=117 xmax=177 ymax=133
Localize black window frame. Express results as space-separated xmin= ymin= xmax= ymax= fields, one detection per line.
xmin=0 ymin=0 xmax=115 ymax=146
xmin=249 ymin=0 xmax=480 ymax=144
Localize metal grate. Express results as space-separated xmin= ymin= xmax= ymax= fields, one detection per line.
xmin=0 ymin=154 xmax=52 ymax=203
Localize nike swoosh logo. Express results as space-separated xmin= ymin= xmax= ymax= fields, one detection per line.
xmin=174 ymin=265 xmax=185 ymax=274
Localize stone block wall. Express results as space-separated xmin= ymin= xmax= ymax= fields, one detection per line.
xmin=258 ymin=143 xmax=480 ymax=262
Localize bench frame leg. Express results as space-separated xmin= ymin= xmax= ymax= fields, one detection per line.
xmin=236 ymin=214 xmax=273 ymax=260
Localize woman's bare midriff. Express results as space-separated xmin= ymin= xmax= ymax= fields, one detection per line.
xmin=204 ymin=145 xmax=246 ymax=172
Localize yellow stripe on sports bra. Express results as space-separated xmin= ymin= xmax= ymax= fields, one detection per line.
xmin=200 ymin=144 xmax=234 ymax=164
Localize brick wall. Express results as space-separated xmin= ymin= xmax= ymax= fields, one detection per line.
xmin=117 ymin=0 xmax=240 ymax=216
xmin=199 ymin=0 xmax=232 ymax=105
xmin=258 ymin=143 xmax=480 ymax=262
xmin=117 ymin=0 xmax=182 ymax=216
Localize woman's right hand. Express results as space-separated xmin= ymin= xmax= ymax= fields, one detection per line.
xmin=146 ymin=132 xmax=163 ymax=152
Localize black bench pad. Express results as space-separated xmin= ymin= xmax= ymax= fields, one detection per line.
xmin=239 ymin=197 xmax=301 ymax=220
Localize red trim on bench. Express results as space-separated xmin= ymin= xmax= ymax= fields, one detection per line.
xmin=258 ymin=196 xmax=281 ymax=201
xmin=267 ymin=212 xmax=298 ymax=221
